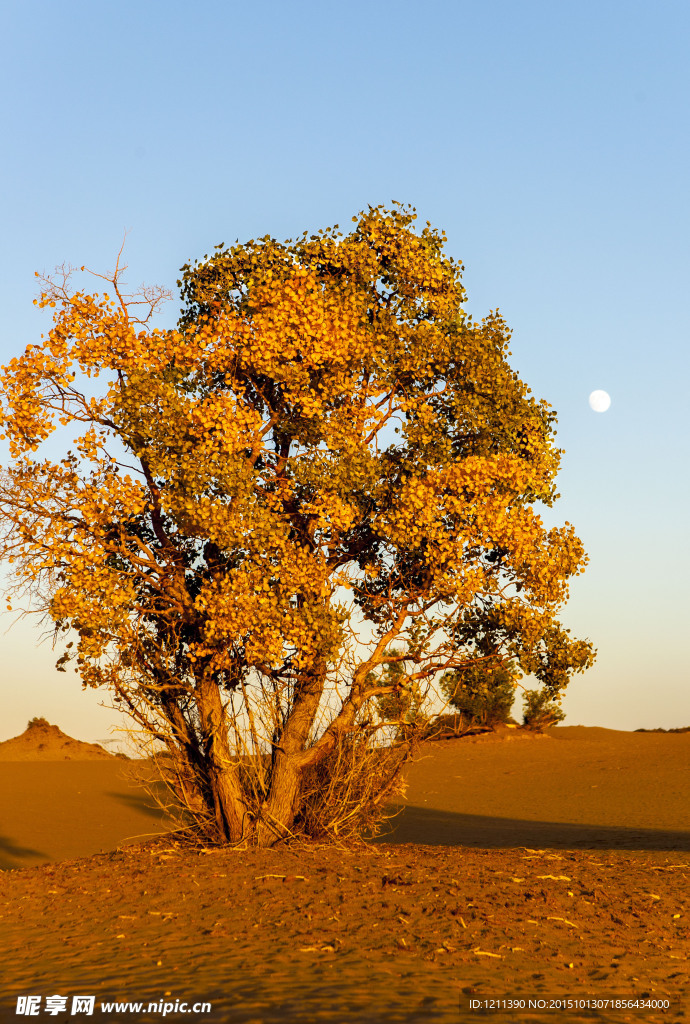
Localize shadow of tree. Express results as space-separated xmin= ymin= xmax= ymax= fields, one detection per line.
xmin=103 ymin=790 xmax=170 ymax=820
xmin=0 ymin=833 xmax=48 ymax=870
xmin=374 ymin=805 xmax=690 ymax=851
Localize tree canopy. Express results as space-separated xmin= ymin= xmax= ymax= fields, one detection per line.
xmin=0 ymin=204 xmax=595 ymax=845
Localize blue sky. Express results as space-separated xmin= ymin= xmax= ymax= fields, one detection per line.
xmin=1 ymin=0 xmax=688 ymax=742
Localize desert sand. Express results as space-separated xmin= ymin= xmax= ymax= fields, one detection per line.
xmin=0 ymin=722 xmax=688 ymax=1023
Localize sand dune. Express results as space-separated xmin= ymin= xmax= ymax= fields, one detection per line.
xmin=0 ymin=718 xmax=169 ymax=870
xmin=0 ymin=760 xmax=169 ymax=870
xmin=383 ymin=725 xmax=690 ymax=849
xmin=0 ymin=717 xmax=118 ymax=761
xmin=0 ymin=722 xmax=688 ymax=870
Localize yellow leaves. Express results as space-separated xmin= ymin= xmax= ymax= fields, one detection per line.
xmin=301 ymin=491 xmax=356 ymax=535
xmin=187 ymin=541 xmax=337 ymax=671
xmin=228 ymin=271 xmax=370 ymax=394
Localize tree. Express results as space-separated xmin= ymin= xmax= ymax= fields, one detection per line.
xmin=0 ymin=204 xmax=595 ymax=846
xmin=522 ymin=687 xmax=567 ymax=731
xmin=440 ymin=658 xmax=519 ymax=731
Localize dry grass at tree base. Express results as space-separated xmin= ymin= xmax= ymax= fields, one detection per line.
xmin=143 ymin=731 xmax=413 ymax=848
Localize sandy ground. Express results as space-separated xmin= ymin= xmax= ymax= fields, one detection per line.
xmin=0 ymin=760 xmax=170 ymax=869
xmin=0 ymin=717 xmax=168 ymax=869
xmin=0 ymin=726 xmax=688 ymax=1023
xmin=387 ymin=726 xmax=690 ymax=851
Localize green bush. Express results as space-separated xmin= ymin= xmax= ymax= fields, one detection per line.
xmin=522 ymin=688 xmax=565 ymax=731
xmin=440 ymin=660 xmax=518 ymax=730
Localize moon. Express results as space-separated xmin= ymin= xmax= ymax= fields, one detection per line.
xmin=589 ymin=389 xmax=611 ymax=413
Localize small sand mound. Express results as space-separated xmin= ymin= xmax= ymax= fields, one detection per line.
xmin=0 ymin=717 xmax=116 ymax=761
xmin=421 ymin=717 xmax=549 ymax=743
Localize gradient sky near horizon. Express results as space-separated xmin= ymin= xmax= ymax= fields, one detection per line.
xmin=1 ymin=0 xmax=688 ymax=744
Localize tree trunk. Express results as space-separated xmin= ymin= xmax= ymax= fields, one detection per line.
xmin=196 ymin=674 xmax=247 ymax=842
xmin=207 ymin=760 xmax=247 ymax=842
xmin=255 ymin=750 xmax=302 ymax=845
xmin=254 ymin=665 xmax=326 ymax=845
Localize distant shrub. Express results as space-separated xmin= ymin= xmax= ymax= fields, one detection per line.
xmin=373 ymin=651 xmax=430 ymax=741
xmin=440 ymin=660 xmax=518 ymax=731
xmin=522 ymin=689 xmax=565 ymax=731
xmin=634 ymin=726 xmax=690 ymax=733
